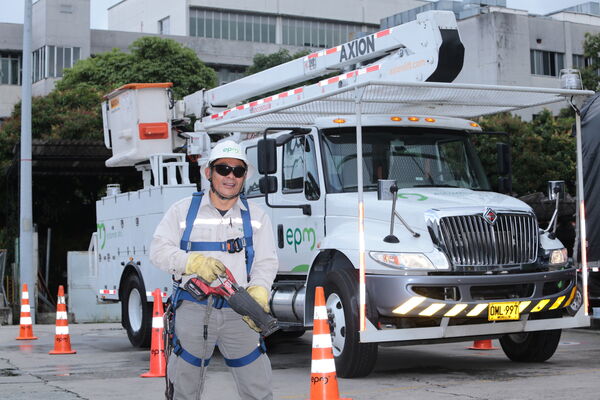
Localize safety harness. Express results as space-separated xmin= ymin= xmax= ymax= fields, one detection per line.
xmin=169 ymin=191 xmax=265 ymax=368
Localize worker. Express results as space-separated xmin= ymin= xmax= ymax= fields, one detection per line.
xmin=150 ymin=140 xmax=278 ymax=400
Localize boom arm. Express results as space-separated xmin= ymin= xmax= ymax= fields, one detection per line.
xmin=185 ymin=10 xmax=464 ymax=116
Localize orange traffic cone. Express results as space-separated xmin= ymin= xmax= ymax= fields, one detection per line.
xmin=468 ymin=339 xmax=497 ymax=350
xmin=308 ymin=286 xmax=350 ymax=400
xmin=49 ymin=285 xmax=76 ymax=354
xmin=16 ymin=283 xmax=38 ymax=340
xmin=141 ymin=289 xmax=166 ymax=378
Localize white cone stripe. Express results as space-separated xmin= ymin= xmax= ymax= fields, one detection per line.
xmin=311 ymin=358 xmax=337 ymax=374
xmin=312 ymin=334 xmax=333 ymax=349
xmin=56 ymin=326 xmax=69 ymax=335
xmin=20 ymin=316 xmax=32 ymax=325
xmin=21 ymin=304 xmax=30 ymax=312
xmin=152 ymin=317 xmax=164 ymax=328
xmin=22 ymin=292 xmax=29 ymax=299
xmin=313 ymin=305 xmax=328 ymax=320
xmin=58 ymin=296 xmax=65 ymax=304
xmin=56 ymin=311 xmax=68 ymax=320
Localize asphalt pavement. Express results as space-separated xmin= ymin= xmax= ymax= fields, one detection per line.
xmin=0 ymin=322 xmax=599 ymax=399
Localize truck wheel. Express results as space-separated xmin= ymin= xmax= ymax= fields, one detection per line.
xmin=499 ymin=329 xmax=561 ymax=362
xmin=324 ymin=268 xmax=378 ymax=378
xmin=122 ymin=273 xmax=152 ymax=348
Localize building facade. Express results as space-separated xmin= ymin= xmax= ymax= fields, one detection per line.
xmin=382 ymin=1 xmax=600 ymax=117
xmin=1 ymin=0 xmax=600 ymax=120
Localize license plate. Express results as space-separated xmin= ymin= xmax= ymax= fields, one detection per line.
xmin=488 ymin=301 xmax=520 ymax=321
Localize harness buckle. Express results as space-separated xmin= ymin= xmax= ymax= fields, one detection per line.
xmin=226 ymin=237 xmax=244 ymax=253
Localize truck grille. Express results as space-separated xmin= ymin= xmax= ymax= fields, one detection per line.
xmin=437 ymin=213 xmax=539 ymax=267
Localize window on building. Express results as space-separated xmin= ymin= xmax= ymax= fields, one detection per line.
xmin=572 ymin=54 xmax=593 ymax=69
xmin=0 ymin=52 xmax=22 ymax=85
xmin=32 ymin=45 xmax=81 ymax=82
xmin=530 ymin=50 xmax=564 ymax=77
xmin=190 ymin=8 xmax=276 ymax=43
xmin=158 ymin=16 xmax=170 ymax=35
xmin=282 ymin=17 xmax=374 ymax=48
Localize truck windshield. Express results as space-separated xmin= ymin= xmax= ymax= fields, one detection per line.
xmin=320 ymin=127 xmax=491 ymax=193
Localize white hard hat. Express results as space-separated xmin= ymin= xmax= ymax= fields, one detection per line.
xmin=202 ymin=140 xmax=255 ymax=178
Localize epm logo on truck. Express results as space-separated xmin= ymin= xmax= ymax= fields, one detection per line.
xmin=286 ymin=226 xmax=317 ymax=252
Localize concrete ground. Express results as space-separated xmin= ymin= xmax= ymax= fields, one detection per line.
xmin=0 ymin=323 xmax=599 ymax=399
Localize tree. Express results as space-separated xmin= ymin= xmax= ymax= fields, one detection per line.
xmin=57 ymin=37 xmax=217 ymax=99
xmin=581 ymin=32 xmax=600 ymax=91
xmin=0 ymin=37 xmax=217 ymax=296
xmin=473 ymin=110 xmax=576 ymax=196
xmin=245 ymin=48 xmax=310 ymax=76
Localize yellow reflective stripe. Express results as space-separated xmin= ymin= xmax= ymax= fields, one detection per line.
xmin=467 ymin=303 xmax=488 ymax=317
xmin=549 ymin=296 xmax=566 ymax=310
xmin=393 ymin=297 xmax=426 ymax=315
xmin=519 ymin=301 xmax=531 ymax=313
xmin=531 ymin=299 xmax=550 ymax=312
xmin=419 ymin=303 xmax=445 ymax=316
xmin=564 ymin=286 xmax=577 ymax=306
xmin=444 ymin=304 xmax=468 ymax=317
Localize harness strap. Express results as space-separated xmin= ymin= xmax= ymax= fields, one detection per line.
xmin=239 ymin=195 xmax=255 ymax=277
xmin=177 ymin=288 xmax=229 ymax=309
xmin=223 ymin=339 xmax=267 ymax=368
xmin=179 ymin=191 xmax=255 ymax=277
xmin=172 ymin=335 xmax=212 ymax=367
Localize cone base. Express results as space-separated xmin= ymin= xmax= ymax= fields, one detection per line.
xmin=140 ymin=371 xmax=165 ymax=378
xmin=467 ymin=340 xmax=498 ymax=350
xmin=49 ymin=350 xmax=77 ymax=354
xmin=16 ymin=336 xmax=38 ymax=340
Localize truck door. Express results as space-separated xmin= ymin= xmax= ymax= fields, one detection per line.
xmin=272 ymin=134 xmax=325 ymax=274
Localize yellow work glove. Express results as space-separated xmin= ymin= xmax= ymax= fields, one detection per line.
xmin=184 ymin=253 xmax=226 ymax=283
xmin=242 ymin=285 xmax=270 ymax=333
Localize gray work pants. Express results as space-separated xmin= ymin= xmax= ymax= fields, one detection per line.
xmin=168 ymin=299 xmax=273 ymax=400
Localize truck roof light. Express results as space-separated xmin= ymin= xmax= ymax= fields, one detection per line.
xmin=424 ymin=117 xmax=436 ymax=123
xmin=470 ymin=122 xmax=479 ymax=128
xmin=408 ymin=117 xmax=419 ymax=122
xmin=390 ymin=116 xmax=402 ymax=121
xmin=333 ymin=118 xmax=346 ymax=124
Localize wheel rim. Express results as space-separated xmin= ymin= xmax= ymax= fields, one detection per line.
xmin=325 ymin=293 xmax=346 ymax=357
xmin=507 ymin=332 xmax=529 ymax=343
xmin=128 ymin=288 xmax=143 ymax=333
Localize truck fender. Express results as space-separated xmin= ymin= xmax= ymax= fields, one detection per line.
xmin=118 ymin=262 xmax=146 ymax=302
xmin=304 ymin=249 xmax=356 ymax=326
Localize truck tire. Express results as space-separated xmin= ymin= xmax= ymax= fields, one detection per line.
xmin=122 ymin=273 xmax=152 ymax=348
xmin=324 ymin=268 xmax=378 ymax=378
xmin=499 ymin=329 xmax=561 ymax=362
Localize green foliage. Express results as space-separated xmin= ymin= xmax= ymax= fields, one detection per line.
xmin=582 ymin=32 xmax=600 ymax=91
xmin=473 ymin=110 xmax=576 ymax=196
xmin=57 ymin=37 xmax=217 ymax=98
xmin=245 ymin=49 xmax=310 ymax=76
xmin=0 ymin=37 xmax=217 ymax=271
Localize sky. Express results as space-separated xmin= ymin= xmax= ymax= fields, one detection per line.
xmin=0 ymin=0 xmax=595 ymax=28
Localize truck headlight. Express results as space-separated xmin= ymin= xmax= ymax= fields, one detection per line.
xmin=369 ymin=252 xmax=448 ymax=271
xmin=549 ymin=248 xmax=568 ymax=265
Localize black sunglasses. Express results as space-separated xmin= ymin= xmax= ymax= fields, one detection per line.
xmin=212 ymin=164 xmax=247 ymax=178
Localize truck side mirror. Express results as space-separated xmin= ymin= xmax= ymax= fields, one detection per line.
xmin=547 ymin=180 xmax=565 ymax=201
xmin=257 ymin=138 xmax=277 ymax=174
xmin=497 ymin=142 xmax=511 ymax=176
xmin=259 ymin=176 xmax=277 ymax=194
